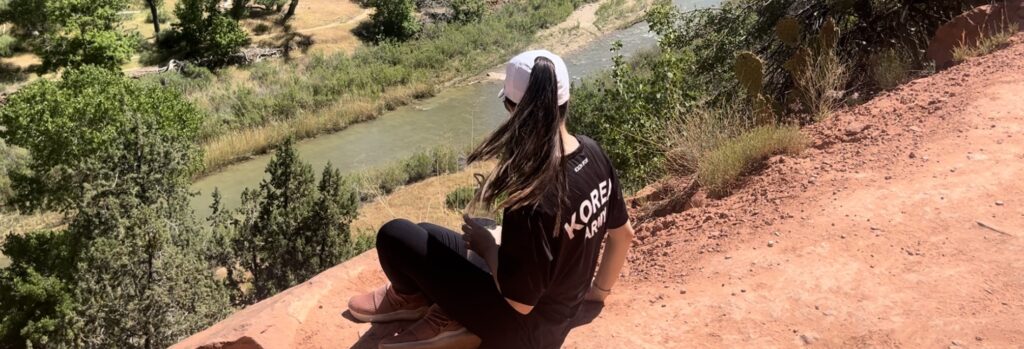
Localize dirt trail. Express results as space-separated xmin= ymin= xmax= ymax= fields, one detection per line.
xmin=566 ymin=36 xmax=1024 ymax=348
xmin=174 ymin=34 xmax=1024 ymax=349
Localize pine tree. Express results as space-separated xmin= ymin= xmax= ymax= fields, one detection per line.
xmin=66 ymin=188 xmax=231 ymax=349
xmin=225 ymin=140 xmax=362 ymax=305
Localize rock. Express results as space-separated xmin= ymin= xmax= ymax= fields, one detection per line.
xmin=995 ymin=200 xmax=1004 ymax=206
xmin=844 ymin=123 xmax=868 ymax=136
xmin=767 ymin=240 xmax=776 ymax=247
xmin=926 ymin=3 xmax=1021 ymax=70
xmin=800 ymin=334 xmax=818 ymax=345
xmin=171 ymin=252 xmax=386 ymax=349
xmin=909 ymin=152 xmax=917 ymax=159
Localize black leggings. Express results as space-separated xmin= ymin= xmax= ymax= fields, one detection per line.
xmin=376 ymin=219 xmax=537 ymax=348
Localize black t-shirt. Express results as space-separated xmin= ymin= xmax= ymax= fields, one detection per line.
xmin=497 ymin=135 xmax=629 ymax=348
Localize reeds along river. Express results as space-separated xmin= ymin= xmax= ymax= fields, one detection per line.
xmin=189 ymin=0 xmax=723 ymax=216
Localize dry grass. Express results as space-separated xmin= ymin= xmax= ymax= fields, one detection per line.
xmin=952 ymin=22 xmax=1019 ymax=63
xmin=795 ymin=49 xmax=848 ymax=121
xmin=200 ymin=83 xmax=435 ymax=174
xmin=697 ymin=125 xmax=805 ymax=197
xmin=665 ymin=103 xmax=806 ymax=198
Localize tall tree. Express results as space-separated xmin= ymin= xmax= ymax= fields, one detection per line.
xmin=223 ymin=140 xmax=361 ymax=305
xmin=67 ymin=188 xmax=231 ymax=349
xmin=281 ymin=0 xmax=299 ymax=24
xmin=5 ymin=0 xmax=137 ymax=70
xmin=0 ymin=66 xmax=203 ymax=212
xmin=146 ymin=0 xmax=162 ymax=39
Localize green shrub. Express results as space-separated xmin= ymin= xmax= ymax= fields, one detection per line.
xmin=445 ymin=185 xmax=475 ymax=211
xmin=366 ymin=0 xmax=421 ymax=41
xmin=870 ymin=48 xmax=911 ymax=90
xmin=0 ymin=66 xmax=204 ymax=211
xmin=173 ymin=0 xmax=250 ymax=61
xmin=0 ymin=35 xmax=17 ymax=57
xmin=451 ymin=0 xmax=487 ymax=23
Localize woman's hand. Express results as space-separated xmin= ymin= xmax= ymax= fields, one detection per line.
xmin=462 ymin=214 xmax=501 ymax=262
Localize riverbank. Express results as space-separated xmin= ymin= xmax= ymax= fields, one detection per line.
xmin=194 ymin=0 xmax=654 ymax=177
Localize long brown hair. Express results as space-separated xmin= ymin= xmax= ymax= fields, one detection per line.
xmin=467 ymin=57 xmax=568 ymax=234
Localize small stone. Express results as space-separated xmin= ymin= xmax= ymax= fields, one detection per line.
xmin=950 ymin=168 xmax=957 ymax=173
xmin=975 ymin=336 xmax=983 ymax=341
xmin=680 ymin=289 xmax=687 ymax=295
xmin=740 ymin=289 xmax=746 ymax=293
xmin=995 ymin=201 xmax=1004 ymax=206
xmin=800 ymin=334 xmax=818 ymax=345
xmin=884 ymin=175 xmax=892 ymax=180
xmin=725 ymin=255 xmax=732 ymax=260
xmin=840 ymin=234 xmax=846 ymax=239
xmin=767 ymin=240 xmax=776 ymax=247
xmin=773 ymin=231 xmax=781 ymax=237
xmin=870 ymin=226 xmax=881 ymax=231
xmin=909 ymin=152 xmax=917 ymax=159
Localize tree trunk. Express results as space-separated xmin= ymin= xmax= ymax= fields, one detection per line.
xmin=146 ymin=0 xmax=161 ymax=41
xmin=281 ymin=0 xmax=300 ymax=24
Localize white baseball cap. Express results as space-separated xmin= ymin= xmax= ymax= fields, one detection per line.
xmin=497 ymin=50 xmax=571 ymax=106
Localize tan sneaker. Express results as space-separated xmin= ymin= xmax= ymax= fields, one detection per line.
xmin=379 ymin=304 xmax=481 ymax=349
xmin=348 ymin=284 xmax=430 ymax=323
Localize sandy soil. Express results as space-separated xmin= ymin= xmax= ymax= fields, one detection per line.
xmin=563 ymin=35 xmax=1024 ymax=348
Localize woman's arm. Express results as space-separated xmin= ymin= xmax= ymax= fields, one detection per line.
xmin=586 ymin=220 xmax=635 ymax=302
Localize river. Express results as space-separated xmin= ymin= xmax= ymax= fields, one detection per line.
xmin=190 ymin=0 xmax=721 ymax=215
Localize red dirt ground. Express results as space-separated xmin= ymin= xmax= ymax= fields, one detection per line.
xmin=174 ymin=35 xmax=1024 ymax=349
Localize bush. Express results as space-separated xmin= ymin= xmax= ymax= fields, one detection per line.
xmin=695 ymin=125 xmax=805 ymax=197
xmin=870 ymin=48 xmax=911 ymax=90
xmin=0 ymin=35 xmax=17 ymax=57
xmin=445 ymin=185 xmax=475 ymax=211
xmin=173 ymin=0 xmax=250 ymax=61
xmin=367 ymin=0 xmax=421 ymax=41
xmin=0 ymin=66 xmax=204 ymax=211
xmin=451 ymin=0 xmax=487 ymax=23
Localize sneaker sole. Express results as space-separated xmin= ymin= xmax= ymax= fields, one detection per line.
xmin=378 ymin=328 xmax=482 ymax=349
xmin=349 ymin=306 xmax=429 ymax=323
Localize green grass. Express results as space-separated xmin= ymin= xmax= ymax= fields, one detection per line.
xmin=696 ymin=125 xmax=805 ymax=197
xmin=351 ymin=144 xmax=464 ymax=202
xmin=444 ymin=185 xmax=476 ymax=211
xmin=952 ymin=23 xmax=1018 ymax=63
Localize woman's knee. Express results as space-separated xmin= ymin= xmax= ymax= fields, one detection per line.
xmin=376 ymin=218 xmax=417 ymax=251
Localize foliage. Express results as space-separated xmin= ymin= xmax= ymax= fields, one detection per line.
xmin=0 ymin=34 xmax=17 ymax=57
xmin=3 ymin=0 xmax=137 ymax=70
xmin=365 ymin=0 xmax=420 ymax=41
xmin=0 ymin=230 xmax=78 ymax=349
xmin=0 ymin=66 xmax=203 ymax=212
xmin=444 ymin=185 xmax=475 ymax=211
xmin=450 ymin=0 xmax=486 ymax=23
xmin=65 ymin=188 xmax=231 ymax=349
xmin=1 ymin=118 xmax=225 ymax=349
xmin=870 ymin=48 xmax=911 ymax=90
xmin=217 ymin=139 xmax=361 ymax=305
xmin=173 ymin=0 xmax=250 ymax=62
xmin=0 ymin=140 xmax=28 ymax=208
xmin=572 ymin=0 xmax=977 ymax=191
